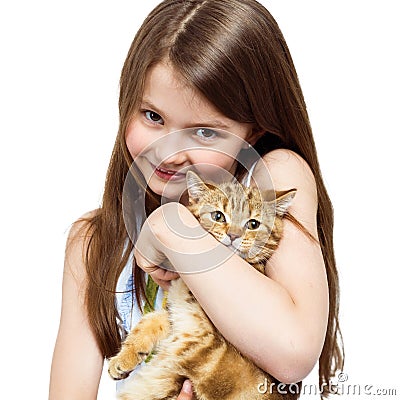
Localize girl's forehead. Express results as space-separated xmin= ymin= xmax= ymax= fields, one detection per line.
xmin=143 ymin=63 xmax=226 ymax=121
xmin=142 ymin=62 xmax=252 ymax=136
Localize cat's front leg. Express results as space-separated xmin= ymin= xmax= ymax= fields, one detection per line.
xmin=108 ymin=309 xmax=170 ymax=380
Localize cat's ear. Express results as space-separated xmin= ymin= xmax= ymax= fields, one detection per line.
xmin=273 ymin=189 xmax=297 ymax=216
xmin=186 ymin=171 xmax=209 ymax=200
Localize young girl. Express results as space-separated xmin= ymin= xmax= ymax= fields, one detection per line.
xmin=50 ymin=0 xmax=344 ymax=399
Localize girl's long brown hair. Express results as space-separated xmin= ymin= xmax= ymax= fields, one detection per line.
xmin=81 ymin=0 xmax=344 ymax=397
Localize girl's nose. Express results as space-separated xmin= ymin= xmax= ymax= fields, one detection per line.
xmin=157 ymin=149 xmax=188 ymax=166
xmin=154 ymin=130 xmax=189 ymax=166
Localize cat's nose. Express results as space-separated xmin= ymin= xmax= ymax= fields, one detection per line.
xmin=228 ymin=233 xmax=240 ymax=242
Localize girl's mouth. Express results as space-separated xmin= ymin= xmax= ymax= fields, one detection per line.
xmin=151 ymin=163 xmax=187 ymax=181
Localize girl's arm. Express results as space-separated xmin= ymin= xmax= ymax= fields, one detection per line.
xmin=135 ymin=149 xmax=328 ymax=384
xmin=50 ymin=218 xmax=195 ymax=400
xmin=49 ymin=219 xmax=104 ymax=400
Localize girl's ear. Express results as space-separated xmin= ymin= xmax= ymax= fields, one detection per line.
xmin=186 ymin=171 xmax=209 ymax=201
xmin=247 ymin=126 xmax=266 ymax=146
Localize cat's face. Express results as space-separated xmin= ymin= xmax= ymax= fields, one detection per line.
xmin=186 ymin=171 xmax=296 ymax=265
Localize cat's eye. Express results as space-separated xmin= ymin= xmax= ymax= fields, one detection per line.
xmin=211 ymin=211 xmax=226 ymax=222
xmin=246 ymin=219 xmax=260 ymax=230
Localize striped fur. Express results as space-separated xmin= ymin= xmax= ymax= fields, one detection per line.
xmin=108 ymin=172 xmax=296 ymax=399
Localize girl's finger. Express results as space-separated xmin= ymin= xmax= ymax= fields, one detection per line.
xmin=151 ymin=268 xmax=179 ymax=281
xmin=177 ymin=380 xmax=193 ymax=399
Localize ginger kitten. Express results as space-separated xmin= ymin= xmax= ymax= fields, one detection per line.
xmin=109 ymin=171 xmax=298 ymax=400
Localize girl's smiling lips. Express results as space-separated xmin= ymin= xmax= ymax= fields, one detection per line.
xmin=150 ymin=162 xmax=187 ymax=181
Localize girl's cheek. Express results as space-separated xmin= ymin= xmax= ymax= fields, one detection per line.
xmin=191 ymin=151 xmax=236 ymax=171
xmin=125 ymin=120 xmax=149 ymax=159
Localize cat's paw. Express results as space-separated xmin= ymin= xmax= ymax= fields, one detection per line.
xmin=108 ymin=356 xmax=132 ymax=380
xmin=108 ymin=352 xmax=149 ymax=380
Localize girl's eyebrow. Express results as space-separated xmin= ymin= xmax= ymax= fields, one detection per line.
xmin=141 ymin=99 xmax=164 ymax=117
xmin=141 ymin=99 xmax=231 ymax=130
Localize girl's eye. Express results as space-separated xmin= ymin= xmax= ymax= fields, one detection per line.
xmin=246 ymin=219 xmax=260 ymax=230
xmin=195 ymin=128 xmax=217 ymax=140
xmin=211 ymin=211 xmax=226 ymax=222
xmin=144 ymin=110 xmax=164 ymax=124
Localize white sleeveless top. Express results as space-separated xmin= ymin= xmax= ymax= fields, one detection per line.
xmin=115 ymin=259 xmax=165 ymax=336
xmin=115 ymin=266 xmax=165 ymax=392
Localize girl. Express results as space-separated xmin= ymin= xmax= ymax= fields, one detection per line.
xmin=50 ymin=0 xmax=344 ymax=399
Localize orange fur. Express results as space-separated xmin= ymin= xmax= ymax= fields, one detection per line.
xmin=108 ymin=173 xmax=297 ymax=399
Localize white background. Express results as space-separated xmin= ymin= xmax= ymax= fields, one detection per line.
xmin=1 ymin=1 xmax=399 ymax=398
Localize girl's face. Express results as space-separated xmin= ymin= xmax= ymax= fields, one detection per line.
xmin=125 ymin=62 xmax=253 ymax=201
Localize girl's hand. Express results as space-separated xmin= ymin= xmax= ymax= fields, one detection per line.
xmin=135 ymin=202 xmax=222 ymax=282
xmin=134 ymin=203 xmax=186 ymax=289
xmin=177 ymin=380 xmax=194 ymax=399
xmin=142 ymin=266 xmax=179 ymax=290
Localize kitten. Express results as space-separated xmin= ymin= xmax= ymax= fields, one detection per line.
xmin=108 ymin=171 xmax=297 ymax=400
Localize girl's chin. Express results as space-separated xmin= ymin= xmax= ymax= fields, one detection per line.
xmin=146 ymin=180 xmax=187 ymax=202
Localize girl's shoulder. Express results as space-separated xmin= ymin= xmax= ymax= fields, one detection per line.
xmin=65 ymin=209 xmax=100 ymax=278
xmin=257 ymin=149 xmax=317 ymax=198
xmin=67 ymin=209 xmax=100 ymax=246
xmin=255 ymin=149 xmax=318 ymax=236
xmin=77 ymin=209 xmax=100 ymax=222
xmin=260 ymin=149 xmax=316 ymax=188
